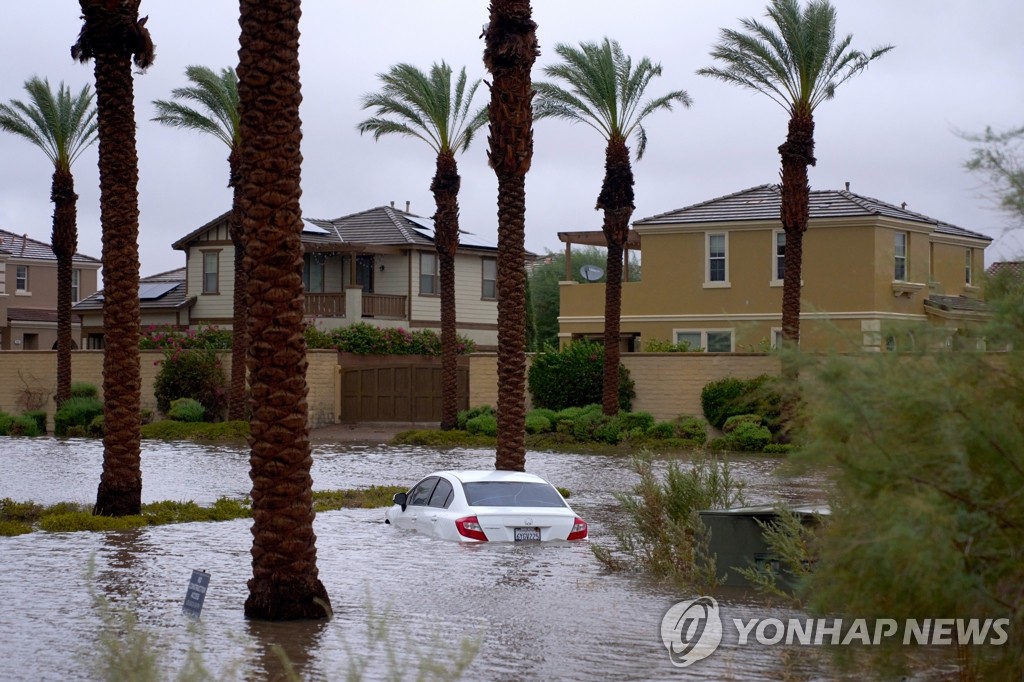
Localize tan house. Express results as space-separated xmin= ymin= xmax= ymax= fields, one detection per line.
xmin=73 ymin=267 xmax=192 ymax=348
xmin=558 ymin=184 xmax=992 ymax=353
xmin=0 ymin=229 xmax=100 ymax=350
xmin=172 ymin=205 xmax=506 ymax=350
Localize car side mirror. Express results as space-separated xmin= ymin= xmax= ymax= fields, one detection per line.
xmin=393 ymin=492 xmax=407 ymax=512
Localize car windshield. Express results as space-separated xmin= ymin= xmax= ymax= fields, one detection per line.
xmin=462 ymin=481 xmax=566 ymax=508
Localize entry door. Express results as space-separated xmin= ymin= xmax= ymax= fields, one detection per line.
xmin=356 ymin=255 xmax=374 ymax=293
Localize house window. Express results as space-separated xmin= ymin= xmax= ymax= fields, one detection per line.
xmin=773 ymin=231 xmax=786 ymax=283
xmin=202 ymin=251 xmax=219 ymax=294
xmin=965 ymin=248 xmax=973 ymax=286
xmin=22 ymin=333 xmax=38 ymax=350
xmin=894 ymin=232 xmax=907 ymax=282
xmin=303 ymin=252 xmax=325 ymax=293
xmin=420 ymin=252 xmax=438 ymax=295
xmin=481 ymin=258 xmax=497 ymax=300
xmin=15 ymin=265 xmax=28 ymax=292
xmin=87 ymin=333 xmax=105 ymax=350
xmin=772 ymin=328 xmax=784 ymax=350
xmin=71 ymin=269 xmax=81 ymax=303
xmin=705 ymin=233 xmax=728 ymax=286
xmin=674 ymin=329 xmax=734 ymax=352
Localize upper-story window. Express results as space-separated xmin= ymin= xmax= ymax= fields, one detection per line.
xmin=202 ymin=251 xmax=219 ymax=294
xmin=420 ymin=252 xmax=438 ymax=295
xmin=965 ymin=248 xmax=973 ymax=286
xmin=705 ymin=233 xmax=729 ymax=287
xmin=303 ymin=252 xmax=325 ymax=293
xmin=774 ymin=231 xmax=786 ymax=282
xmin=15 ymin=265 xmax=28 ymax=292
xmin=481 ymin=258 xmax=497 ymax=300
xmin=894 ymin=232 xmax=907 ymax=282
xmin=71 ymin=269 xmax=81 ymax=303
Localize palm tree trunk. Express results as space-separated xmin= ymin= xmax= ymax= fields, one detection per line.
xmin=227 ymin=149 xmax=248 ymax=421
xmin=51 ymin=168 xmax=78 ymax=408
xmin=596 ymin=140 xmax=635 ymax=416
xmin=431 ymin=152 xmax=460 ymax=431
xmin=75 ymin=0 xmax=151 ymax=517
xmin=484 ymin=0 xmax=538 ymax=472
xmin=778 ymin=112 xmax=815 ymax=354
xmin=239 ymin=0 xmax=330 ymax=621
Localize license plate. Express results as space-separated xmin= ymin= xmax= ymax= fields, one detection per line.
xmin=515 ymin=527 xmax=541 ymax=542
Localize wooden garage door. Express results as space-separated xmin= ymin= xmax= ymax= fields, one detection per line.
xmin=339 ymin=355 xmax=469 ymax=422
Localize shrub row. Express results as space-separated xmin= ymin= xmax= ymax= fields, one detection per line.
xmin=527 ymin=341 xmax=635 ymax=412
xmin=305 ymin=322 xmax=476 ymax=355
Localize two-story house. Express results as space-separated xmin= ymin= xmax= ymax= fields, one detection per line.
xmin=172 ymin=204 xmax=507 ymax=350
xmin=0 ymin=229 xmax=100 ymax=350
xmin=73 ymin=267 xmax=192 ymax=348
xmin=558 ymin=184 xmax=992 ymax=353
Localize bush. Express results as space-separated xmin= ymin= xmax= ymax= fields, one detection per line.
xmin=4 ymin=415 xmax=40 ymax=437
xmin=528 ymin=341 xmax=634 ymax=411
xmin=139 ymin=325 xmax=232 ymax=350
xmin=465 ymin=414 xmax=497 ymax=437
xmin=722 ymin=413 xmax=762 ymax=434
xmin=153 ymin=349 xmax=227 ymax=421
xmin=70 ymin=382 xmax=99 ymax=399
xmin=22 ymin=409 xmax=46 ymax=434
xmin=673 ymin=416 xmax=708 ymax=444
xmin=524 ymin=414 xmax=552 ymax=434
xmin=0 ymin=411 xmax=10 ymax=435
xmin=700 ymin=374 xmax=782 ymax=433
xmin=87 ymin=415 xmax=104 ymax=437
xmin=618 ymin=411 xmax=654 ymax=433
xmin=168 ymin=398 xmax=205 ymax=423
xmin=457 ymin=405 xmax=493 ymax=431
xmin=303 ymin=322 xmax=476 ymax=355
xmin=647 ymin=421 xmax=675 ymax=439
xmin=724 ymin=422 xmax=773 ymax=452
xmin=54 ymin=396 xmax=104 ymax=437
xmin=644 ymin=338 xmax=702 ymax=352
xmin=140 ymin=420 xmax=250 ymax=441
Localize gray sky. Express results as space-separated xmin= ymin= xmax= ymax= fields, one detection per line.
xmin=1 ymin=1 xmax=1022 ymax=278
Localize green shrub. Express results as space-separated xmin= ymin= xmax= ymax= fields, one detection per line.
xmin=153 ymin=348 xmax=227 ymax=421
xmin=303 ymin=322 xmax=476 ymax=355
xmin=722 ymin=413 xmax=762 ymax=434
xmin=0 ymin=411 xmax=11 ymax=436
xmin=465 ymin=414 xmax=497 ymax=437
xmin=591 ymin=415 xmax=623 ymax=444
xmin=524 ymin=414 xmax=552 ymax=434
xmin=618 ymin=411 xmax=655 ymax=433
xmin=55 ymin=396 xmax=104 ymax=437
xmin=647 ymin=421 xmax=675 ymax=439
xmin=700 ymin=374 xmax=783 ymax=433
xmin=8 ymin=415 xmax=40 ymax=437
xmin=673 ymin=416 xmax=708 ymax=444
xmin=140 ymin=420 xmax=249 ymax=442
xmin=527 ymin=341 xmax=634 ymax=412
xmin=87 ymin=415 xmax=104 ymax=438
xmin=527 ymin=407 xmax=557 ymax=424
xmin=725 ymin=422 xmax=773 ymax=452
xmin=457 ymin=405 xmax=493 ymax=431
xmin=22 ymin=409 xmax=47 ymax=433
xmin=139 ymin=325 xmax=231 ymax=350
xmin=763 ymin=443 xmax=797 ymax=454
xmin=644 ymin=338 xmax=702 ymax=352
xmin=70 ymin=382 xmax=99 ymax=398
xmin=168 ymin=398 xmax=205 ymax=423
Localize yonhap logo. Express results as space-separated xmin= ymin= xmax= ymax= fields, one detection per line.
xmin=661 ymin=596 xmax=723 ymax=667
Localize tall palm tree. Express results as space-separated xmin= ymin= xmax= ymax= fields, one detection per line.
xmin=535 ymin=38 xmax=690 ymax=416
xmin=483 ymin=0 xmax=538 ymax=472
xmin=0 ymin=77 xmax=97 ymax=407
xmin=152 ymin=66 xmax=247 ymax=421
xmin=357 ymin=62 xmax=487 ymax=431
xmin=72 ymin=0 xmax=154 ymax=517
xmin=238 ymin=0 xmax=331 ymax=620
xmin=699 ymin=0 xmax=891 ymax=350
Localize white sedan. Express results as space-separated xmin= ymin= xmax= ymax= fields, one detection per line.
xmin=384 ymin=470 xmax=588 ymax=543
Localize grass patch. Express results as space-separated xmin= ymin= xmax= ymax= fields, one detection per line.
xmin=392 ymin=428 xmax=708 ymax=454
xmin=1 ymin=486 xmax=401 ymax=536
xmin=140 ymin=419 xmax=250 ymax=442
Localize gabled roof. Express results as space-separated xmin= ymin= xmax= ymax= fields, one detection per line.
xmin=635 ymin=184 xmax=992 ymax=242
xmin=306 ymin=205 xmax=501 ymax=252
xmin=0 ymin=228 xmax=100 ymax=263
xmin=171 ymin=211 xmax=231 ymax=251
xmin=73 ymin=267 xmax=192 ymax=312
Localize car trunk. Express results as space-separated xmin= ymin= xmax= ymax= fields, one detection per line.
xmin=474 ymin=508 xmax=575 ymax=541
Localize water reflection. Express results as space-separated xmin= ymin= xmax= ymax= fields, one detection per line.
xmin=0 ymin=436 xmax=848 ymax=681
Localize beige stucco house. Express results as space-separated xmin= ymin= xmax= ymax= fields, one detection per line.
xmin=558 ymin=184 xmax=993 ymax=353
xmin=74 ymin=267 xmax=192 ymax=348
xmin=0 ymin=229 xmax=100 ymax=350
xmin=171 ymin=205 xmax=506 ymax=350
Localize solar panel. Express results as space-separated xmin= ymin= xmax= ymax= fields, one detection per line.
xmin=405 ymin=215 xmax=496 ymax=248
xmin=138 ymin=282 xmax=179 ymax=300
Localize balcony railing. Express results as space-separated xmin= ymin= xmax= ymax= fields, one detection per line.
xmin=363 ymin=293 xmax=406 ymax=319
xmin=304 ymin=293 xmax=346 ymax=317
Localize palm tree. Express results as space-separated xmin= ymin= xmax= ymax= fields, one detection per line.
xmin=152 ymin=66 xmax=247 ymax=421
xmin=699 ymin=0 xmax=891 ymax=350
xmin=72 ymin=0 xmax=154 ymax=517
xmin=483 ymin=0 xmax=538 ymax=472
xmin=0 ymin=77 xmax=97 ymax=407
xmin=357 ymin=62 xmax=487 ymax=431
xmin=535 ymin=38 xmax=690 ymax=416
xmin=237 ymin=0 xmax=331 ymax=620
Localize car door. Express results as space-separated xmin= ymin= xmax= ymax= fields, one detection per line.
xmin=394 ymin=476 xmax=438 ymax=531
xmin=417 ymin=476 xmax=455 ymax=539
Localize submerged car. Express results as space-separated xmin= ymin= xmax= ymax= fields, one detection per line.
xmin=384 ymin=470 xmax=588 ymax=543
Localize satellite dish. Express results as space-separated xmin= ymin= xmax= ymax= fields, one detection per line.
xmin=580 ymin=264 xmax=604 ymax=282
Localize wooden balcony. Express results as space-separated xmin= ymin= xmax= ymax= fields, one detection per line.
xmin=362 ymin=293 xmax=406 ymax=319
xmin=303 ymin=291 xmax=407 ymax=321
xmin=304 ymin=292 xmax=346 ymax=317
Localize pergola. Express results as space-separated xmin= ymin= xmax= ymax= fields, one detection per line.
xmin=556 ymin=230 xmax=641 ymax=282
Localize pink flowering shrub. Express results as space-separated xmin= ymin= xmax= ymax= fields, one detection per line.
xmin=303 ymin=322 xmax=475 ymax=355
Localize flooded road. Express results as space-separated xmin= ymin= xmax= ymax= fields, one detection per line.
xmin=0 ymin=437 xmax=881 ymax=681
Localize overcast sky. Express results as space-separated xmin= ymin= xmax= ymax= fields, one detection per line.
xmin=1 ymin=1 xmax=1022 ymax=278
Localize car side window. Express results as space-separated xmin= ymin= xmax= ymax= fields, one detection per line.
xmin=408 ymin=477 xmax=438 ymax=507
xmin=427 ymin=478 xmax=454 ymax=509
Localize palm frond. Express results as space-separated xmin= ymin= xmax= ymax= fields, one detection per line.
xmin=151 ymin=65 xmax=239 ymax=149
xmin=0 ymin=76 xmax=97 ymax=170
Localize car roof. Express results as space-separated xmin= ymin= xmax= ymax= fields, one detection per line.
xmin=432 ymin=470 xmax=550 ymax=485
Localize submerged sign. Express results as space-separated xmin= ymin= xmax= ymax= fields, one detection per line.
xmin=182 ymin=569 xmax=211 ymax=617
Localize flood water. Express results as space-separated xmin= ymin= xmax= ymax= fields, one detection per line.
xmin=0 ymin=437 xmax=942 ymax=681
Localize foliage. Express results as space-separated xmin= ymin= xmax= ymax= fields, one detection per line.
xmin=794 ymin=310 xmax=1024 ymax=677
xmin=168 ymin=398 xmax=206 ymax=423
xmin=312 ymin=486 xmax=407 ymax=511
xmin=524 ymin=413 xmax=552 ymax=434
xmin=700 ymin=374 xmax=783 ymax=434
xmin=304 ymin=322 xmax=476 ymax=356
xmin=465 ymin=413 xmax=498 ymax=437
xmin=722 ymin=420 xmax=773 ymax=452
xmin=644 ymin=338 xmax=701 ymax=352
xmin=528 ymin=341 xmax=634 ymax=412
xmin=392 ymin=429 xmax=495 ymax=448
xmin=961 ymin=124 xmax=1024 ymax=226
xmin=673 ymin=415 xmax=708 ymax=444
xmin=22 ymin=408 xmax=47 ymax=433
xmin=733 ymin=506 xmax=824 ymax=607
xmin=54 ymin=396 xmax=103 ymax=437
xmin=0 ymin=411 xmax=42 ymax=437
xmin=153 ymin=348 xmax=227 ymax=420
xmin=70 ymin=381 xmax=99 ymax=398
xmin=140 ymin=420 xmax=249 ymax=442
xmin=457 ymin=405 xmax=493 ymax=430
xmin=593 ymin=454 xmax=745 ymax=589
xmin=139 ymin=325 xmax=232 ymax=351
